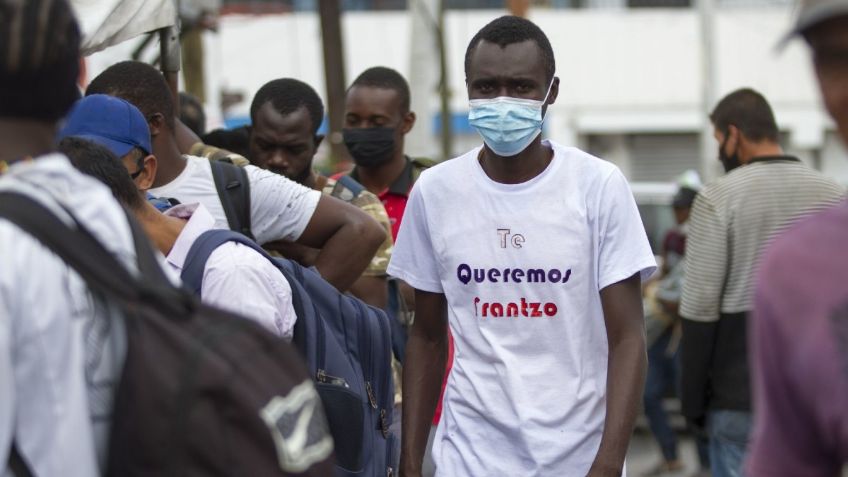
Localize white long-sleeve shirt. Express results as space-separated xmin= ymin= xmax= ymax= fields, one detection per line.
xmin=163 ymin=203 xmax=297 ymax=340
xmin=0 ymin=155 xmax=137 ymax=476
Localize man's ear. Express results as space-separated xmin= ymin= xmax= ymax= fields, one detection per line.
xmin=135 ymin=154 xmax=158 ymax=191
xmin=314 ymin=134 xmax=325 ymax=149
xmin=726 ymin=124 xmax=742 ymax=150
xmin=147 ymin=113 xmax=166 ymax=137
xmin=547 ymin=76 xmax=560 ymax=105
xmin=401 ymin=111 xmax=416 ymax=135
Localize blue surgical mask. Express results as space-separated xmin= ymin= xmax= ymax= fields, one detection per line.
xmin=468 ymin=80 xmax=554 ymax=157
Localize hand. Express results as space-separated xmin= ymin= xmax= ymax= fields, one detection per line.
xmin=686 ymin=415 xmax=708 ymax=438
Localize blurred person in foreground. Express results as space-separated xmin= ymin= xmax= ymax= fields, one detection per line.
xmin=746 ymin=2 xmax=848 ymax=475
xmin=680 ymin=87 xmax=845 ymax=477
xmin=0 ymin=0 xmax=139 ymax=474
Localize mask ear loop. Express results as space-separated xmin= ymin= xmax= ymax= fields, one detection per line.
xmin=542 ymin=78 xmax=555 ymax=104
xmin=540 ymin=77 xmax=555 ymax=122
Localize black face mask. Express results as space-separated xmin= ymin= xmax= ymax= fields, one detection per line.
xmin=343 ymin=127 xmax=396 ymax=168
xmin=718 ymin=135 xmax=742 ymax=173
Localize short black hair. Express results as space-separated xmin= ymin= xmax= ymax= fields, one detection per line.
xmin=0 ymin=0 xmax=81 ymax=121
xmin=464 ymin=16 xmax=556 ymax=84
xmin=179 ymin=92 xmax=206 ymax=136
xmin=349 ymin=67 xmax=411 ymax=112
xmin=250 ymin=78 xmax=325 ymax=134
xmin=59 ymin=137 xmax=145 ymax=210
xmin=87 ymin=61 xmax=175 ymax=129
xmin=710 ymin=88 xmax=780 ymax=143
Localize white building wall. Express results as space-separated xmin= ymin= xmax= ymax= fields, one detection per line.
xmin=85 ymin=6 xmax=847 ymax=182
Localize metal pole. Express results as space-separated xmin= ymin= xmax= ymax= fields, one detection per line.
xmin=160 ymin=21 xmax=182 ymax=116
xmin=319 ymin=0 xmax=347 ymax=167
xmin=407 ymin=0 xmax=439 ymax=159
xmin=698 ymin=0 xmax=718 ymax=182
xmin=436 ymin=0 xmax=452 ymax=160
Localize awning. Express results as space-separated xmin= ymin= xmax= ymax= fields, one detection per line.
xmin=71 ymin=0 xmax=177 ymax=56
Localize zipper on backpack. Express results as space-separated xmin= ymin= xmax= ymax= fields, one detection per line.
xmin=380 ymin=408 xmax=389 ymax=438
xmin=366 ymin=381 xmax=378 ymax=409
xmin=317 ymin=369 xmax=349 ymax=388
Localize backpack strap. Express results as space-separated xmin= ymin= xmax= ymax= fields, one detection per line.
xmin=0 ymin=192 xmax=191 ymax=317
xmin=334 ymin=174 xmax=366 ymax=199
xmin=180 ymin=229 xmax=281 ymax=296
xmin=179 ymin=229 xmax=310 ymax=351
xmin=7 ymin=441 xmax=33 ymax=477
xmin=209 ymin=160 xmax=254 ymax=240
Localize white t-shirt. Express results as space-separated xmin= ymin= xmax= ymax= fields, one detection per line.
xmin=387 ymin=140 xmax=656 ymax=476
xmin=149 ymin=155 xmax=321 ymax=244
xmin=0 ymin=155 xmax=137 ymax=476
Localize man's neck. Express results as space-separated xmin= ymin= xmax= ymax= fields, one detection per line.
xmin=743 ymin=143 xmax=784 ymax=164
xmin=0 ymin=119 xmax=56 ymax=162
xmin=356 ymin=152 xmax=407 ymax=195
xmin=479 ymin=137 xmax=553 ymax=184
xmin=151 ymin=133 xmax=188 ymax=188
xmin=137 ymin=203 xmax=185 ymax=256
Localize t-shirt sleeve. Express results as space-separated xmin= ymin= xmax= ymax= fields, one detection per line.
xmin=245 ymin=165 xmax=322 ymax=245
xmin=680 ymin=190 xmax=726 ymax=323
xmin=596 ymin=168 xmax=657 ymax=290
xmin=387 ymin=181 xmax=443 ymax=293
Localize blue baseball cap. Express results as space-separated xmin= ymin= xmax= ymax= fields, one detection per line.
xmin=58 ymin=94 xmax=152 ymax=158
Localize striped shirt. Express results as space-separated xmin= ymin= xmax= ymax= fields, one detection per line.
xmin=681 ymin=156 xmax=845 ymax=323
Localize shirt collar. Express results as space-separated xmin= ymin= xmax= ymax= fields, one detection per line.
xmin=748 ymin=155 xmax=801 ymax=165
xmin=164 ymin=202 xmax=217 ymax=271
xmin=351 ymin=156 xmax=415 ymax=197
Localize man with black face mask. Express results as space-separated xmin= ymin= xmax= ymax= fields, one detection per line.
xmin=679 ymin=87 xmax=845 ymax=477
xmin=341 ymin=66 xmax=432 ymax=375
xmin=341 ymin=67 xmax=433 ymax=242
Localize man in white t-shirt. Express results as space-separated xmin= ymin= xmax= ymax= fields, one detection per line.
xmin=388 ymin=16 xmax=656 ymax=477
xmin=86 ymin=61 xmax=386 ymax=292
xmin=58 ymin=134 xmax=297 ymax=341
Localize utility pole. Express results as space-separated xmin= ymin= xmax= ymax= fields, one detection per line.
xmin=409 ymin=0 xmax=453 ymax=161
xmin=436 ymin=0 xmax=452 ymax=160
xmin=319 ymin=0 xmax=347 ymax=166
xmin=698 ymin=0 xmax=719 ymax=182
xmin=407 ymin=0 xmax=439 ymax=159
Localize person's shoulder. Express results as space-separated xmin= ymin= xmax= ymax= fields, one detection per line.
xmin=548 ymin=141 xmax=620 ymax=180
xmin=206 ymin=238 xmax=278 ymax=278
xmin=759 ymin=202 xmax=848 ymax=290
xmin=323 ymin=174 xmax=372 ymax=202
xmin=414 ymin=147 xmax=478 ymax=186
xmin=0 ymin=153 xmax=137 ymax=266
xmin=242 ymin=163 xmax=306 ymax=192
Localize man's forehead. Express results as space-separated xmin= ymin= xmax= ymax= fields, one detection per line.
xmin=467 ymin=39 xmax=546 ymax=81
xmin=254 ymin=103 xmax=312 ymax=138
xmin=345 ymin=85 xmax=402 ymax=113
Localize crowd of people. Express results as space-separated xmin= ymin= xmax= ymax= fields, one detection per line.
xmin=1 ymin=0 xmax=848 ymax=476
